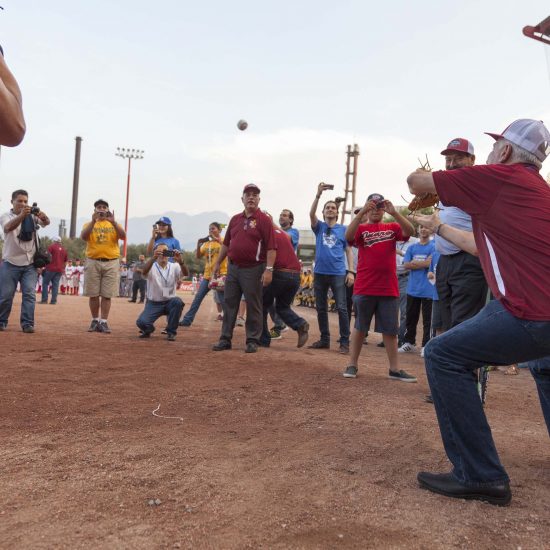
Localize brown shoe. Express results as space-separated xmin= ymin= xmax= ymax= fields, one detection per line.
xmin=339 ymin=343 xmax=349 ymax=354
xmin=308 ymin=340 xmax=329 ymax=350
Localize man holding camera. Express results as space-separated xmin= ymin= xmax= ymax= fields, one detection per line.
xmin=80 ymin=199 xmax=125 ymax=333
xmin=0 ymin=190 xmax=50 ymax=332
xmin=136 ymin=243 xmax=188 ymax=341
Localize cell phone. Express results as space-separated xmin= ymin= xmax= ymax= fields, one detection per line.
xmin=162 ymin=249 xmax=176 ymax=257
xmin=153 ymin=224 xmax=159 ymax=230
xmin=325 ymin=184 xmax=334 ymax=190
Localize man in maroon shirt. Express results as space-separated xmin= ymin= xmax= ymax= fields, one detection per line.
xmin=259 ymin=222 xmax=309 ymax=349
xmin=407 ymin=118 xmax=550 ymax=506
xmin=211 ymin=183 xmax=277 ymax=353
xmin=40 ymin=236 xmax=68 ymax=305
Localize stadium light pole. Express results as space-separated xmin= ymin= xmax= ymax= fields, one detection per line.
xmin=115 ymin=147 xmax=144 ymax=260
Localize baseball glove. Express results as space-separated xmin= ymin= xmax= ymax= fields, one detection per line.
xmin=408 ymin=192 xmax=439 ymax=211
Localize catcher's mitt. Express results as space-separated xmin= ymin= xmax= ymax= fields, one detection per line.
xmin=408 ymin=192 xmax=439 ymax=212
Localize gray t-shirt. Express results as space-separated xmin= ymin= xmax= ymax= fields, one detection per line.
xmin=133 ymin=260 xmax=146 ymax=281
xmin=435 ymin=203 xmax=473 ymax=255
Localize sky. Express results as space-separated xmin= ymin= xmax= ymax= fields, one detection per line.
xmin=1 ymin=1 xmax=549 ymax=240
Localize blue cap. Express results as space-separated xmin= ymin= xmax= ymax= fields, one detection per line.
xmin=155 ymin=216 xmax=172 ymax=225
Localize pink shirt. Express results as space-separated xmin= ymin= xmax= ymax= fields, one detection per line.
xmin=433 ymin=163 xmax=550 ymax=320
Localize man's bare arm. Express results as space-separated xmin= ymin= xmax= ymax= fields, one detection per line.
xmin=0 ymin=53 xmax=25 ymax=146
xmin=407 ymin=169 xmax=436 ymax=195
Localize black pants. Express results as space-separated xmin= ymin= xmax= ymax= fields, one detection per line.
xmin=404 ymin=295 xmax=432 ymax=347
xmin=220 ymin=262 xmax=264 ymax=345
xmin=260 ymin=271 xmax=306 ymax=346
xmin=132 ymin=280 xmax=147 ymax=302
xmin=436 ymin=252 xmax=488 ymax=331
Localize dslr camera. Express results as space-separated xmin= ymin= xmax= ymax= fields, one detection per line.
xmin=30 ymin=202 xmax=40 ymax=215
xmin=162 ymin=249 xmax=178 ymax=257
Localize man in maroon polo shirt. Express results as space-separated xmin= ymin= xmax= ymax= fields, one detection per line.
xmin=407 ymin=118 xmax=550 ymax=506
xmin=40 ymin=236 xmax=68 ymax=304
xmin=259 ymin=221 xmax=309 ymax=349
xmin=211 ymin=183 xmax=277 ymax=353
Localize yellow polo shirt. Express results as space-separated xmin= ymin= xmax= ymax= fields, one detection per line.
xmin=83 ymin=220 xmax=121 ymax=260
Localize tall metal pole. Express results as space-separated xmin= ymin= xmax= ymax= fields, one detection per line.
xmin=123 ymin=157 xmax=131 ymax=259
xmin=70 ymin=136 xmax=83 ymax=239
xmin=115 ymin=147 xmax=144 ymax=260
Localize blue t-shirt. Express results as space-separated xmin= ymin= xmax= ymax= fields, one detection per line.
xmin=404 ymin=240 xmax=435 ymax=298
xmin=154 ymin=237 xmax=181 ymax=263
xmin=313 ymin=221 xmax=347 ymax=275
xmin=429 ymin=249 xmax=441 ymax=300
xmin=284 ymin=227 xmax=300 ymax=252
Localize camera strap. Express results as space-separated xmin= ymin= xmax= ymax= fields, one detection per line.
xmin=155 ymin=263 xmax=171 ymax=286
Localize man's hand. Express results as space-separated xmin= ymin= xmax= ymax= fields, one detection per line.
xmin=262 ymin=269 xmax=273 ymax=287
xmin=106 ymin=210 xmax=116 ymax=225
xmin=174 ymin=250 xmax=183 ymax=263
xmin=36 ymin=210 xmax=48 ymax=223
xmin=316 ymin=182 xmax=333 ymax=197
xmin=383 ymin=200 xmax=397 ymax=217
xmin=407 ymin=211 xmax=441 ymax=232
xmin=153 ymin=248 xmax=164 ymax=260
xmin=345 ymin=272 xmax=355 ymax=287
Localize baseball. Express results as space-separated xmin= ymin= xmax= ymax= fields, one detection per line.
xmin=237 ymin=119 xmax=248 ymax=131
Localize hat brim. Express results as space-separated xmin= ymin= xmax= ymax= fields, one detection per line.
xmin=484 ymin=132 xmax=504 ymax=141
xmin=440 ymin=148 xmax=475 ymax=155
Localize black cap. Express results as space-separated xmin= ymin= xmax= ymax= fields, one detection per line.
xmin=94 ymin=199 xmax=109 ymax=208
xmin=367 ymin=193 xmax=384 ymax=202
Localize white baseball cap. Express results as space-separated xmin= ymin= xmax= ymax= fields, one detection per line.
xmin=52 ymin=236 xmax=61 ymax=242
xmin=485 ymin=119 xmax=550 ymax=162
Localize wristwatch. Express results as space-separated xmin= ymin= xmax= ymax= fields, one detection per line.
xmin=265 ymin=266 xmax=274 ymax=272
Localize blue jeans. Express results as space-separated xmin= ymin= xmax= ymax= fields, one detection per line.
xmin=313 ymin=274 xmax=350 ymax=345
xmin=41 ymin=271 xmax=62 ymax=303
xmin=0 ymin=261 xmax=38 ymax=328
xmin=397 ymin=273 xmax=408 ymax=343
xmin=182 ymin=278 xmax=210 ymax=326
xmin=260 ymin=271 xmax=306 ymax=345
xmin=424 ymin=299 xmax=550 ymax=487
xmin=136 ymin=297 xmax=184 ymax=336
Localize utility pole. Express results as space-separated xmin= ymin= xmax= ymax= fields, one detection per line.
xmin=339 ymin=144 xmax=360 ymax=225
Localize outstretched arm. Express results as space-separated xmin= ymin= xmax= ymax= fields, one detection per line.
xmin=0 ymin=51 xmax=25 ymax=146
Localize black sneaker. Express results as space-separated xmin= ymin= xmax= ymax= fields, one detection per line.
xmin=377 ymin=341 xmax=385 ymax=348
xmin=343 ymin=365 xmax=358 ymax=378
xmin=388 ymin=369 xmax=417 ymax=383
xmin=98 ymin=321 xmax=111 ymax=334
xmin=212 ymin=340 xmax=232 ymax=351
xmin=22 ymin=326 xmax=35 ymax=334
xmin=161 ymin=328 xmax=168 ymax=334
xmin=139 ymin=331 xmax=151 ymax=339
xmin=339 ymin=343 xmax=350 ymax=354
xmin=167 ymin=333 xmax=176 ymax=342
xmin=296 ymin=322 xmax=309 ymax=348
xmin=88 ymin=320 xmax=99 ymax=332
xmin=308 ymin=340 xmax=330 ymax=350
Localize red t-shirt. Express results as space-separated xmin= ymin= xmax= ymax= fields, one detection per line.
xmin=45 ymin=243 xmax=68 ymax=273
xmin=433 ymin=163 xmax=550 ymax=320
xmin=224 ymin=209 xmax=277 ymax=267
xmin=352 ymin=222 xmax=407 ymax=297
xmin=273 ymin=229 xmax=301 ymax=271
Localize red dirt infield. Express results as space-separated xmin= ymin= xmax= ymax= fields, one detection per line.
xmin=1 ymin=292 xmax=549 ymax=548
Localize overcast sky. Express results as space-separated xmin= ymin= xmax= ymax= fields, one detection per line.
xmin=1 ymin=0 xmax=549 ymax=234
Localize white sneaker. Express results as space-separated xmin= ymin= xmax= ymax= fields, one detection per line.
xmin=420 ymin=347 xmax=425 ymax=358
xmin=398 ymin=342 xmax=416 ymax=353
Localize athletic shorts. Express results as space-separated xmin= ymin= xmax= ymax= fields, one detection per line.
xmin=353 ymin=294 xmax=399 ymax=335
xmin=84 ymin=258 xmax=119 ymax=298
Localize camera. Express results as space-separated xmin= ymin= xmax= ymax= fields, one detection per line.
xmin=162 ymin=249 xmax=177 ymax=257
xmin=98 ymin=211 xmax=112 ymax=218
xmin=30 ymin=202 xmax=40 ymax=215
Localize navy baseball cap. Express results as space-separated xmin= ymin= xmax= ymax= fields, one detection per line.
xmin=94 ymin=199 xmax=109 ymax=208
xmin=155 ymin=216 xmax=172 ymax=225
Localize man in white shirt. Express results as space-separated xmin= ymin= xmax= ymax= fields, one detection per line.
xmin=0 ymin=189 xmax=49 ymax=332
xmin=136 ymin=244 xmax=188 ymax=341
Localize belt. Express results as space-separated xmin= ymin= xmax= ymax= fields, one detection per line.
xmin=275 ymin=268 xmax=300 ymax=273
xmin=90 ymin=257 xmax=117 ymax=262
xmin=397 ymin=273 xmax=409 ymax=278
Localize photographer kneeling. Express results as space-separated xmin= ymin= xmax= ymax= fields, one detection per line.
xmin=136 ymin=243 xmax=188 ymax=341
xmin=0 ymin=189 xmax=50 ymax=332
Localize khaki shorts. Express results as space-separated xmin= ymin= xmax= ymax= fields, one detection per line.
xmin=84 ymin=258 xmax=119 ymax=298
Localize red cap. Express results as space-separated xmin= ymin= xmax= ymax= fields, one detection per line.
xmin=243 ymin=183 xmax=261 ymax=194
xmin=440 ymin=138 xmax=475 ymax=156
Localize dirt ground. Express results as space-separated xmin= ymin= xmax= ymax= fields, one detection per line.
xmin=1 ymin=291 xmax=549 ymax=549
